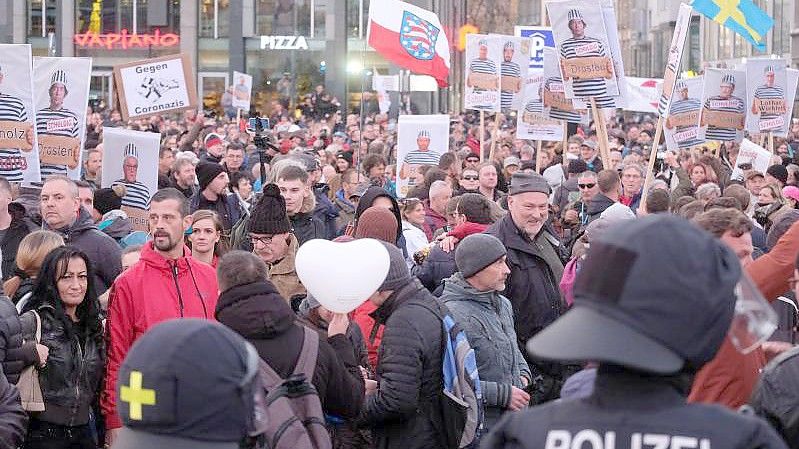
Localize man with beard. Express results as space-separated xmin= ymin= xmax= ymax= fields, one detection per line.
xmin=101 ymin=188 xmax=220 ymax=447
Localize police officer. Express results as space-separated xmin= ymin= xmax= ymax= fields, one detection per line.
xmin=482 ymin=215 xmax=788 ymax=449
xmin=111 ymin=319 xmax=260 ymax=449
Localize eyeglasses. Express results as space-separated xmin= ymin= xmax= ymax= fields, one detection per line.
xmin=578 ymin=183 xmax=596 ymax=189
xmin=249 ymin=234 xmax=274 ymax=245
xmin=462 ymin=175 xmax=479 ymax=181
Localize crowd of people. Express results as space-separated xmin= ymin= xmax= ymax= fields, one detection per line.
xmin=0 ymin=82 xmax=796 ymax=448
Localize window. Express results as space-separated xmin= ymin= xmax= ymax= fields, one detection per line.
xmin=75 ymin=0 xmax=180 ymax=35
xmin=27 ymin=0 xmax=56 ymax=38
xmin=200 ymin=0 xmax=230 ymax=38
xmin=257 ymin=0 xmax=312 ymax=37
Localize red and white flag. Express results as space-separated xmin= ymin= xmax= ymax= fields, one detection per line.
xmin=367 ymin=0 xmax=450 ymax=87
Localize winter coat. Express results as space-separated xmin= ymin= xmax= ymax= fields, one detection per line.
xmin=190 ymin=191 xmax=243 ymax=231
xmin=401 ymin=221 xmax=428 ymax=260
xmin=21 ymin=304 xmax=104 ymax=427
xmin=1 ymin=203 xmax=35 ymax=282
xmin=619 ymin=190 xmax=642 ymax=214
xmin=0 ymin=364 xmax=25 ymax=449
xmin=297 ymin=298 xmax=370 ymax=370
xmin=352 ymin=301 xmax=382 ymax=370
xmin=44 ymin=206 xmax=122 ymax=294
xmin=97 ymin=210 xmax=132 ymax=244
xmin=268 ymin=234 xmax=306 ymax=302
xmin=750 ymin=347 xmax=799 ymax=448
xmin=314 ymin=183 xmax=340 ymax=240
xmin=585 ymin=193 xmax=615 ymax=222
xmin=291 ymin=211 xmax=327 ymax=246
xmin=552 ymin=177 xmax=579 ymax=216
xmin=356 ymin=187 xmax=405 ymax=253
xmin=101 ymin=242 xmax=219 ymax=429
xmin=215 ymin=281 xmax=364 ymax=419
xmin=0 ymin=298 xmax=38 ymax=384
xmin=334 ymin=190 xmax=357 ymax=235
xmin=414 ymin=222 xmax=488 ymax=293
xmin=421 ymin=201 xmax=447 ymax=241
xmin=360 ymin=279 xmax=446 ymax=449
xmin=440 ymin=274 xmax=530 ymax=427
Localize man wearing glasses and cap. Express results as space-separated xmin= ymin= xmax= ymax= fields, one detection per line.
xmin=113 ymin=143 xmax=151 ymax=210
xmin=751 ymin=65 xmax=786 ymax=132
xmin=398 ymin=129 xmax=441 ymax=190
xmin=701 ymin=72 xmax=745 ymax=142
xmin=558 ymin=8 xmax=615 ymax=108
xmin=36 ymin=69 xmax=80 ymax=179
xmin=0 ymin=63 xmax=33 ymax=182
xmin=665 ymin=79 xmax=703 ymax=148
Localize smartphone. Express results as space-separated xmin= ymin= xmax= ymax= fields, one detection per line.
xmin=246 ymin=117 xmax=270 ymax=133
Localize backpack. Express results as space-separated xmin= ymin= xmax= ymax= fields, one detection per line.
xmin=253 ymin=326 xmax=331 ymax=449
xmin=417 ymin=300 xmax=484 ymax=449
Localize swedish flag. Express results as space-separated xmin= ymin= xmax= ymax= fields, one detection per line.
xmin=691 ymin=0 xmax=774 ymax=51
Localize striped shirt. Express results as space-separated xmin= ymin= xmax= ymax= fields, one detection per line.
xmin=524 ymin=99 xmax=544 ymax=114
xmin=544 ymin=77 xmax=582 ymax=123
xmin=500 ymin=60 xmax=522 ymax=110
xmin=36 ymin=107 xmax=79 ymax=179
xmin=753 ymin=84 xmax=785 ymax=121
xmin=0 ymin=93 xmax=29 ymax=182
xmin=469 ymin=58 xmax=498 ymax=95
xmin=113 ymin=179 xmax=151 ymax=210
xmin=559 ymin=36 xmax=608 ymax=98
xmin=669 ymin=97 xmax=703 ymax=148
xmin=403 ymin=149 xmax=441 ymax=187
xmin=703 ymin=95 xmax=744 ymax=142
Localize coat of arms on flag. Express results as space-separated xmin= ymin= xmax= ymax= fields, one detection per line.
xmin=400 ymin=11 xmax=439 ymax=61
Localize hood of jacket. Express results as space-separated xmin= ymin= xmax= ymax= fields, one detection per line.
xmin=215 ymin=281 xmax=295 ymax=339
xmin=98 ymin=212 xmax=132 ymax=239
xmin=369 ymin=278 xmax=427 ymax=327
xmin=139 ymin=241 xmax=195 ymax=274
xmin=587 ymin=193 xmax=616 ymax=216
xmin=299 ymin=187 xmax=317 ymax=214
xmin=46 ymin=206 xmax=97 ymax=237
xmin=356 ymin=186 xmax=403 ymax=239
xmin=441 ymin=272 xmax=500 ymax=307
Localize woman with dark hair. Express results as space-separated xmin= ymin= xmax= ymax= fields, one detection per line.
xmin=20 ymin=246 xmax=105 ymax=449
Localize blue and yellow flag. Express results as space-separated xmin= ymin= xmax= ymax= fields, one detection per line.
xmin=691 ymin=0 xmax=774 ymax=51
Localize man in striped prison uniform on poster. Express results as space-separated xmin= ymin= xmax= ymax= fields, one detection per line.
xmin=667 ymin=80 xmax=704 ymax=149
xmin=751 ymin=65 xmax=786 ymax=132
xmin=113 ymin=143 xmax=151 ymax=210
xmin=559 ymin=9 xmax=615 ymax=109
xmin=468 ymin=38 xmax=498 ymax=107
xmin=0 ymin=64 xmax=30 ymax=182
xmin=399 ymin=129 xmax=442 ymax=188
xmin=543 ymin=77 xmax=583 ymax=123
xmin=500 ymin=41 xmax=522 ymax=111
xmin=36 ymin=70 xmax=80 ymax=179
xmin=702 ymin=73 xmax=745 ymax=142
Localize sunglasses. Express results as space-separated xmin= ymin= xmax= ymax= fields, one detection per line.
xmin=462 ymin=175 xmax=479 ymax=181
xmin=466 ymin=158 xmax=479 ymax=163
xmin=578 ymin=183 xmax=596 ymax=189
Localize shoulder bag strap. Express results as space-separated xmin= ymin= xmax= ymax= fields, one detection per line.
xmin=293 ymin=327 xmax=320 ymax=380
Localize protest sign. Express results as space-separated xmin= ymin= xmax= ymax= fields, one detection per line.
xmin=745 ymin=59 xmax=788 ymax=135
xmin=517 ymin=73 xmax=565 ymax=141
xmin=102 ymin=127 xmax=159 ymax=230
xmin=231 ymin=71 xmax=253 ymax=111
xmin=779 ymin=69 xmax=799 ymax=139
xmin=700 ymin=68 xmax=746 ymax=143
xmin=622 ymin=77 xmax=660 ymax=113
xmin=114 ymin=53 xmax=197 ymax=121
xmin=396 ymin=114 xmax=448 ymax=198
xmin=547 ymin=0 xmax=619 ymax=102
xmin=464 ymin=34 xmax=501 ymax=111
xmin=490 ymin=35 xmax=530 ymax=111
xmin=542 ymin=48 xmax=587 ymax=123
xmin=657 ymin=3 xmax=693 ymax=115
xmin=664 ymin=77 xmax=704 ymax=151
xmin=33 ymin=57 xmax=91 ymax=181
xmin=514 ymin=26 xmax=554 ymax=70
xmin=0 ymin=44 xmax=40 ymax=183
xmin=731 ymin=138 xmax=772 ymax=181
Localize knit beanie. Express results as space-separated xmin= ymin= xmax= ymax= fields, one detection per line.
xmin=378 ymin=241 xmax=412 ymax=292
xmin=247 ymin=184 xmax=291 ymax=234
xmin=766 ymin=164 xmax=789 ymax=185
xmin=354 ymin=207 xmax=398 ymax=243
xmin=455 ymin=234 xmax=507 ymax=278
xmin=196 ymin=161 xmax=225 ymax=192
xmin=93 ymin=184 xmax=125 ymax=216
xmin=509 ymin=172 xmax=551 ymax=196
xmin=204 ymin=133 xmax=224 ymax=149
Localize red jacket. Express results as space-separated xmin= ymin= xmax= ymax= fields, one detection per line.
xmin=100 ymin=242 xmax=219 ymax=429
xmin=352 ymin=301 xmax=382 ymax=370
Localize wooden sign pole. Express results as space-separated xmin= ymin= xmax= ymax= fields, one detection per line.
xmin=639 ymin=116 xmax=665 ymax=213
xmin=489 ymin=112 xmax=501 ymax=163
xmin=768 ymin=131 xmax=775 ymax=155
xmin=589 ymin=98 xmax=611 ymax=170
xmin=536 ymin=140 xmax=544 ymax=174
xmin=479 ymin=110 xmax=485 ymax=163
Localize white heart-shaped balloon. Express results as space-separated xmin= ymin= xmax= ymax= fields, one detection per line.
xmin=296 ymin=238 xmax=391 ymax=314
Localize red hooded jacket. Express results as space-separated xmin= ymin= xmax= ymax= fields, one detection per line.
xmin=100 ymin=242 xmax=219 ymax=429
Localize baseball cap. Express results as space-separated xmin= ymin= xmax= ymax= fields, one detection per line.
xmin=528 ymin=215 xmax=742 ymax=374
xmin=745 ymin=170 xmax=765 ymax=181
xmin=503 ymin=156 xmax=520 ymax=168
xmin=113 ymin=319 xmax=261 ymax=449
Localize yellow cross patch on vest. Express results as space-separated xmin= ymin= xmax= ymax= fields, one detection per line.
xmin=120 ymin=371 xmax=156 ymax=420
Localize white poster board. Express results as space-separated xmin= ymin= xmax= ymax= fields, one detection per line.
xmin=700 ymin=68 xmax=746 ymax=143
xmin=731 ymin=138 xmax=772 ymax=181
xmin=745 ymin=59 xmax=788 ymax=135
xmin=781 ymin=69 xmax=799 ymax=139
xmin=517 ymin=72 xmax=565 ymax=141
xmin=657 ymin=3 xmax=693 ymax=115
xmin=231 ymin=71 xmax=253 ymax=111
xmin=542 ymin=47 xmax=588 ymax=124
xmin=0 ymin=44 xmax=41 ymax=183
xmin=396 ymin=114 xmax=449 ymax=198
xmin=114 ymin=53 xmax=198 ymax=121
xmin=464 ymin=34 xmax=502 ymax=111
xmin=663 ymin=77 xmax=704 ymax=151
xmin=33 ymin=56 xmax=92 ymax=181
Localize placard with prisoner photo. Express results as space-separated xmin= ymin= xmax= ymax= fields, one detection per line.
xmin=396 ymin=114 xmax=449 ymax=198
xmin=0 ymin=44 xmax=40 ymax=183
xmin=663 ymin=77 xmax=704 ymax=151
xmin=489 ymin=34 xmax=531 ymax=111
xmin=700 ymin=68 xmax=746 ymax=143
xmin=33 ymin=56 xmax=92 ymax=181
xmin=464 ymin=34 xmax=502 ymax=112
xmin=745 ymin=59 xmax=788 ymax=135
xmin=542 ymin=48 xmax=588 ymax=124
xmin=546 ymin=0 xmax=619 ymax=101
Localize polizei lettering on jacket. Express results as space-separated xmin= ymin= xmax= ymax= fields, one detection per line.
xmin=544 ymin=430 xmax=712 ymax=449
xmin=134 ymin=99 xmax=187 ymax=115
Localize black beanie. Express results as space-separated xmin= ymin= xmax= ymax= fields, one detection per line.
xmin=247 ymin=184 xmax=291 ymax=235
xmin=196 ymin=161 xmax=225 ymax=192
xmin=766 ymin=164 xmax=789 ymax=185
xmin=94 ymin=185 xmax=125 ymax=216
